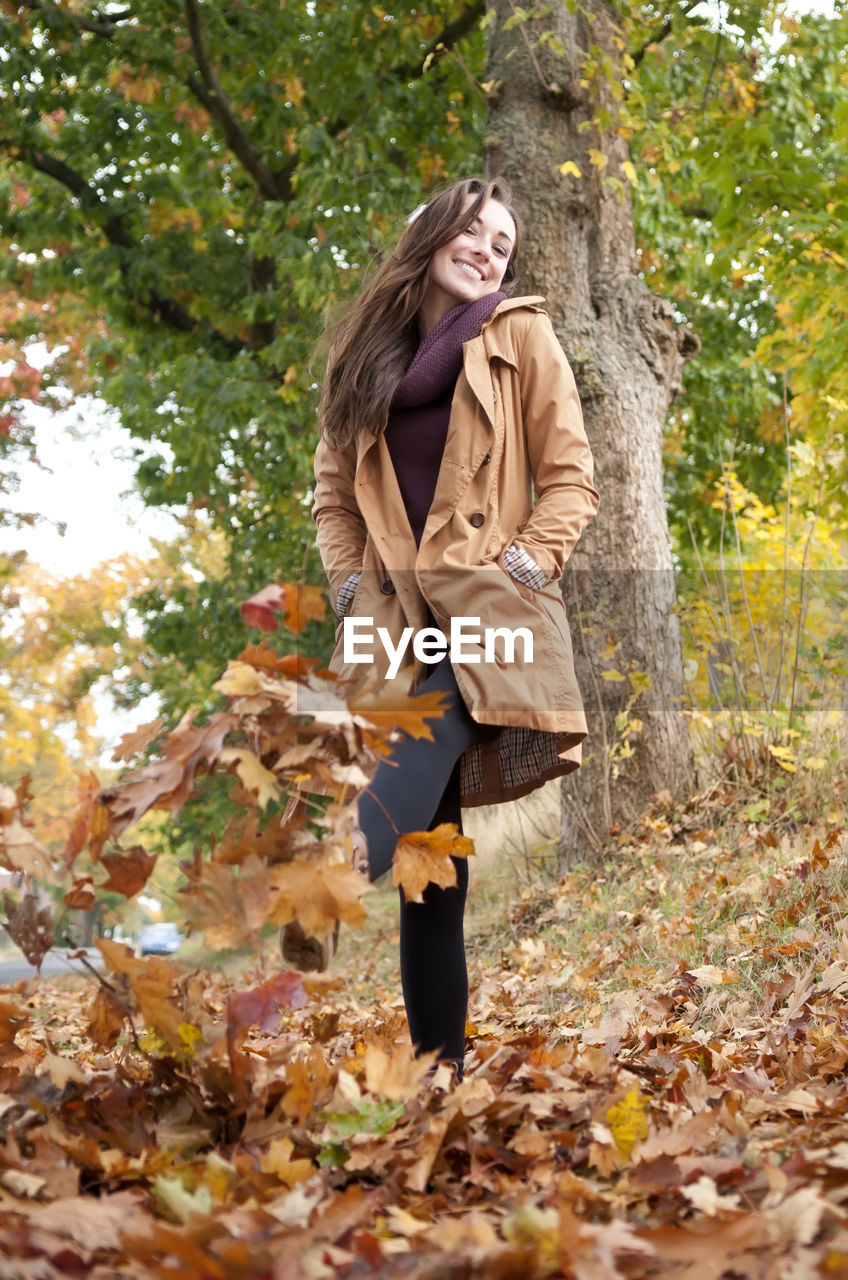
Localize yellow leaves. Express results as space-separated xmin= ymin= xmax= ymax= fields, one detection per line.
xmin=601 ymin=668 xmax=626 ymax=682
xmin=281 ymin=76 xmax=305 ymax=107
xmin=153 ymin=1175 xmax=213 ymax=1224
xmin=501 ymin=1202 xmax=559 ymax=1264
xmin=219 ymin=746 xmax=281 ymax=809
xmin=147 ymin=203 xmax=204 ymax=237
xmin=270 ymin=857 xmax=368 ymax=936
xmin=260 ymin=1137 xmax=314 ymax=1187
xmin=687 ymin=963 xmax=741 ymax=986
xmin=106 ymin=65 xmax=161 ymax=104
xmin=769 ymin=743 xmax=798 ymax=773
xmin=588 ymin=148 xmax=607 ymax=170
xmin=363 ymin=1043 xmax=437 ymax=1101
xmin=97 ymin=939 xmax=197 ymax=1054
xmin=559 ymin=160 xmax=582 ymax=178
xmin=621 ymin=160 xmax=637 ymax=184
xmin=392 ymin=823 xmax=474 ymax=904
xmin=606 ymin=1086 xmax=649 ymax=1160
xmin=213 ymin=660 xmax=265 ymax=700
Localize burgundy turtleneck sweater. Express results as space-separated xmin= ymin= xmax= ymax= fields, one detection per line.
xmin=383 ymin=292 xmax=506 ymax=546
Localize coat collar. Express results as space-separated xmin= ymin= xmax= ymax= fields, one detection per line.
xmin=354 ymin=296 xmax=548 ymax=566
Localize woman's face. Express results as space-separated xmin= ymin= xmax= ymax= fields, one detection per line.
xmin=422 ymin=196 xmax=516 ymax=325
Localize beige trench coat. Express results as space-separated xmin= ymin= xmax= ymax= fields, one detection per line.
xmin=312 ymin=296 xmax=600 ymax=806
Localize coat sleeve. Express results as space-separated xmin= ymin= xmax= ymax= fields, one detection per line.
xmin=311 ymin=433 xmax=368 ymax=611
xmin=512 ymin=312 xmax=599 ymax=579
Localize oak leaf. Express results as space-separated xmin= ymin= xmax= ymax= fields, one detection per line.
xmin=392 ymin=824 xmax=474 ymax=904
xmin=3 ymin=890 xmax=54 ymax=970
xmin=99 ymin=711 xmax=237 ymax=834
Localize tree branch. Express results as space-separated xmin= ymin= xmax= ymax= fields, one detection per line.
xmin=20 ymin=0 xmax=132 ymax=38
xmin=183 ymin=0 xmax=282 ymax=202
xmin=15 ymin=143 xmax=242 ymax=352
xmin=393 ymin=0 xmax=487 ymax=82
xmin=631 ymin=0 xmax=704 ymax=67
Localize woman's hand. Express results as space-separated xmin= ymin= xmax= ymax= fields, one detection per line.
xmin=502 ymin=543 xmax=547 ymax=590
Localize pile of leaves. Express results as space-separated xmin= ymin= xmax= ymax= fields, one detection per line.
xmin=2 ymin=814 xmax=848 ymax=1276
xmin=4 ymin=589 xmax=848 ymax=1275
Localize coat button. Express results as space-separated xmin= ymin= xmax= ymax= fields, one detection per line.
xmin=379 ymin=580 xmax=396 ymax=595
xmin=469 ymin=512 xmax=485 ymax=528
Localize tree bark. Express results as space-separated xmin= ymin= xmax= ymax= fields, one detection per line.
xmin=486 ymin=0 xmax=698 ymax=861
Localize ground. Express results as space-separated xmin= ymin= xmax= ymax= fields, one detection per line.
xmin=2 ymin=777 xmax=848 ymax=1279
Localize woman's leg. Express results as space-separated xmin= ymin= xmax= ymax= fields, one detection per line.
xmin=356 ymin=658 xmax=483 ymax=881
xmin=398 ymin=761 xmax=468 ymax=1071
xmin=356 ymin=660 xmax=488 ymax=1075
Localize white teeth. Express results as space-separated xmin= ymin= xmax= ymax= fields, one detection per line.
xmin=456 ymin=261 xmax=483 ymax=280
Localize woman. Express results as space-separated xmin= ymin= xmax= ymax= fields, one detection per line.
xmin=286 ymin=177 xmax=599 ymax=1077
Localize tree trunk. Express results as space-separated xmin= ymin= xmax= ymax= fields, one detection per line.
xmin=486 ymin=0 xmax=698 ymax=861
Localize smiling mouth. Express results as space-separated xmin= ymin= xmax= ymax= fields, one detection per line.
xmin=454 ymin=260 xmax=484 ymax=281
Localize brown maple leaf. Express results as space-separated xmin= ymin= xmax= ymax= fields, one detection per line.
xmin=110 ymin=716 xmax=166 ymax=763
xmin=392 ymin=824 xmax=475 ymax=904
xmin=64 ymin=876 xmax=97 ymax=910
xmin=98 ymin=845 xmax=157 ymax=899
xmin=180 ymin=853 xmax=272 ymax=951
xmin=96 ymin=939 xmax=188 ymax=1052
xmin=86 ymin=987 xmax=126 ymax=1048
xmin=349 ymin=682 xmax=450 ymax=742
xmin=238 ymin=642 xmax=318 ymax=677
xmin=99 ymin=711 xmax=238 ymax=835
xmin=270 ymin=857 xmax=369 ymax=936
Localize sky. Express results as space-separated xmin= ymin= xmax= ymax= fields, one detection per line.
xmin=0 ymin=398 xmax=179 ymax=576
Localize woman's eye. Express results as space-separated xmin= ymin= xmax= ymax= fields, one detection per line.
xmin=495 ymin=245 xmax=508 ymax=257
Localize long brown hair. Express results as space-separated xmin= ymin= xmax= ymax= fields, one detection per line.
xmin=319 ymin=177 xmax=522 ymax=448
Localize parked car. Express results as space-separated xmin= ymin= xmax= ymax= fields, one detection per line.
xmin=138 ymin=922 xmax=183 ymax=955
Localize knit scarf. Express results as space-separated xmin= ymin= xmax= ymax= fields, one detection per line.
xmin=391 ymin=291 xmax=507 ymax=409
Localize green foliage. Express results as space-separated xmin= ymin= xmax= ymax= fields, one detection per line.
xmin=0 ymin=0 xmax=488 ymax=712
xmin=622 ymin=0 xmax=848 ymax=553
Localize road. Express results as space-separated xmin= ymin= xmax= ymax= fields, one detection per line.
xmin=0 ymin=948 xmax=106 ymax=984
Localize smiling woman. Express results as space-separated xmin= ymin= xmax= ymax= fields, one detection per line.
xmin=280 ymin=176 xmax=599 ymax=1082
xmin=419 ymin=198 xmax=516 ymax=336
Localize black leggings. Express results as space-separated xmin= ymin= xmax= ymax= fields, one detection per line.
xmin=357 ymin=660 xmax=490 ymax=1069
